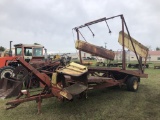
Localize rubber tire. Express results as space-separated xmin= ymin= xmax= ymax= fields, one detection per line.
xmin=0 ymin=66 xmax=15 ymax=80
xmin=126 ymin=76 xmax=139 ymax=92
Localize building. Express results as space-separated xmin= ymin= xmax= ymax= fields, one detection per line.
xmin=115 ymin=50 xmax=160 ymax=62
xmin=148 ymin=51 xmax=160 ymax=62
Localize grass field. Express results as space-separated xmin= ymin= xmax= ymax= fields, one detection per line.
xmin=0 ymin=67 xmax=160 ymax=120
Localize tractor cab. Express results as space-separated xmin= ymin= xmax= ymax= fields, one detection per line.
xmin=14 ymin=44 xmax=44 ymax=62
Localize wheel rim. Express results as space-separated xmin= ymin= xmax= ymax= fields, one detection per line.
xmin=133 ymin=80 xmax=138 ymax=90
xmin=1 ymin=69 xmax=14 ymax=79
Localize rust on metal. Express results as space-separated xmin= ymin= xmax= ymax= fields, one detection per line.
xmin=121 ymin=15 xmax=126 ymax=70
xmin=88 ymin=80 xmax=123 ymax=90
xmin=75 ymin=40 xmax=115 ymax=60
xmin=0 ymin=78 xmax=23 ymax=99
xmin=17 ymin=57 xmax=51 ymax=87
xmin=62 ymin=83 xmax=87 ymax=95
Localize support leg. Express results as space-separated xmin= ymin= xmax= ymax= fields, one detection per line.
xmin=37 ymin=96 xmax=42 ymax=114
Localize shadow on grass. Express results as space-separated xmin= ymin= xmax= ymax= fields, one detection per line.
xmin=41 ymin=87 xmax=129 ymax=113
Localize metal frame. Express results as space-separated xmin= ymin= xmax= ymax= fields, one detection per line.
xmin=5 ymin=15 xmax=148 ymax=114
xmin=73 ymin=14 xmax=148 ymax=73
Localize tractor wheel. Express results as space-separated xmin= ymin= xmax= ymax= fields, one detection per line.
xmin=0 ymin=66 xmax=15 ymax=80
xmin=126 ymin=76 xmax=139 ymax=92
xmin=12 ymin=66 xmax=37 ymax=89
xmin=13 ymin=66 xmax=29 ymax=80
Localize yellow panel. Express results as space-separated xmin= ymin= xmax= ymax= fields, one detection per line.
xmin=69 ymin=62 xmax=87 ymax=70
xmin=56 ymin=62 xmax=88 ymax=76
xmin=51 ymin=72 xmax=57 ymax=84
xmin=118 ymin=31 xmax=148 ymax=58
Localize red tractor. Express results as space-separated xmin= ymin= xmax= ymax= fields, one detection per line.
xmin=0 ymin=41 xmax=45 ymax=80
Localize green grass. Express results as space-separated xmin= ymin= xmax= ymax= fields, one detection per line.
xmin=0 ymin=68 xmax=160 ymax=120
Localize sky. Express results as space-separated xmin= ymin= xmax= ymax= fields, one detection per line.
xmin=0 ymin=0 xmax=160 ymax=53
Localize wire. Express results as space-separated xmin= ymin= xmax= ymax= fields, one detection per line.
xmin=87 ymin=25 xmax=95 ymax=37
xmin=72 ymin=29 xmax=80 ymax=58
xmin=72 ymin=29 xmax=76 ymax=44
xmin=105 ymin=20 xmax=112 ymax=34
xmin=78 ymin=30 xmax=87 ymax=42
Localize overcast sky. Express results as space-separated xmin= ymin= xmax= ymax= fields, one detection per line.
xmin=0 ymin=0 xmax=159 ymax=53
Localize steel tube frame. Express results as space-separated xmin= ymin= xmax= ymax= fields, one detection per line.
xmin=121 ymin=15 xmax=126 ymax=70
xmin=123 ymin=18 xmax=143 ymax=72
xmin=74 ymin=14 xmax=145 ymax=73
xmin=76 ymin=29 xmax=82 ymax=64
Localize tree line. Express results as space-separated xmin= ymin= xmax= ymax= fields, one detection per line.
xmin=0 ymin=46 xmax=5 ymax=51
xmin=156 ymin=47 xmax=160 ymax=51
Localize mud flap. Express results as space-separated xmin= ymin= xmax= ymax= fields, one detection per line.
xmin=0 ymin=78 xmax=23 ymax=99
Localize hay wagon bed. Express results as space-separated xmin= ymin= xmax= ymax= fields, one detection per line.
xmin=87 ymin=67 xmax=147 ymax=90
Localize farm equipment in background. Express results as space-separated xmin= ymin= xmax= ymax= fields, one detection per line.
xmin=0 ymin=51 xmax=72 ymax=99
xmin=6 ymin=14 xmax=148 ymax=114
xmin=128 ymin=63 xmax=149 ymax=68
xmin=154 ymin=63 xmax=160 ymax=69
xmin=95 ymin=57 xmax=106 ymax=66
xmin=0 ymin=42 xmax=45 ymax=80
xmin=52 ymin=53 xmax=71 ymax=65
xmin=0 ymin=42 xmax=49 ymax=98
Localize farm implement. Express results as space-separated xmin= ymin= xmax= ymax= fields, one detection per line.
xmin=6 ymin=14 xmax=148 ymax=114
